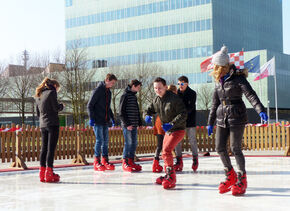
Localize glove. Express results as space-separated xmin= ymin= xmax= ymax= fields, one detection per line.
xmin=89 ymin=119 xmax=95 ymax=126
xmin=111 ymin=119 xmax=115 ymax=127
xmin=259 ymin=112 xmax=268 ymax=122
xmin=207 ymin=125 xmax=213 ymax=136
xmin=145 ymin=115 xmax=152 ymax=124
xmin=162 ymin=123 xmax=173 ymax=132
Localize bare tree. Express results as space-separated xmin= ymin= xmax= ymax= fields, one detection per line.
xmin=196 ymin=84 xmax=213 ymax=119
xmin=60 ymin=44 xmax=96 ymax=124
xmin=6 ymin=66 xmax=39 ymax=124
xmin=0 ymin=63 xmax=9 ymax=97
xmin=129 ymin=58 xmax=165 ymax=119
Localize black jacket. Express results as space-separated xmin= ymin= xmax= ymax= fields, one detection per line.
xmin=208 ymin=66 xmax=266 ymax=128
xmin=119 ymin=86 xmax=142 ymax=127
xmin=35 ymin=87 xmax=63 ymax=128
xmin=146 ymin=90 xmax=187 ymax=133
xmin=178 ymin=86 xmax=197 ymax=127
xmin=87 ymin=81 xmax=114 ymax=125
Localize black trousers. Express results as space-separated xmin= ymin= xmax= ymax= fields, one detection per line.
xmin=155 ymin=134 xmax=164 ymax=159
xmin=215 ymin=125 xmax=246 ymax=173
xmin=40 ymin=126 xmax=59 ymax=168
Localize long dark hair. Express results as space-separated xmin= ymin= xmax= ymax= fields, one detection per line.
xmin=35 ymin=77 xmax=60 ymax=97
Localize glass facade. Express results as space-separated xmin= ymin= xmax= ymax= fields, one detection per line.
xmin=66 ymin=19 xmax=212 ymax=49
xmin=88 ymin=45 xmax=212 ymax=67
xmin=66 ymin=0 xmax=211 ymax=28
xmin=212 ymin=0 xmax=283 ymax=53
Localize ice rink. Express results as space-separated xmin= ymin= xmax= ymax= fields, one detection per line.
xmin=1 ymin=156 xmax=290 ymax=211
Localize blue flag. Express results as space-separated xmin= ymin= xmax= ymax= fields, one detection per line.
xmin=245 ymin=55 xmax=260 ymax=73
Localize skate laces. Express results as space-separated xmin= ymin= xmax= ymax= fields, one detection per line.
xmin=235 ymin=174 xmax=245 ymax=187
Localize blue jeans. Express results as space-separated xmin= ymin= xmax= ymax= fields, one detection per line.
xmin=122 ymin=127 xmax=138 ymax=159
xmin=93 ymin=125 xmax=109 ymax=157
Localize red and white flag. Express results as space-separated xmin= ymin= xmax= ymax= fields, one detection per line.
xmin=200 ymin=51 xmax=244 ymax=72
xmin=254 ymin=57 xmax=275 ymax=81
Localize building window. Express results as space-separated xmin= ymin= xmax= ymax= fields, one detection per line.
xmin=65 ymin=0 xmax=72 ymax=7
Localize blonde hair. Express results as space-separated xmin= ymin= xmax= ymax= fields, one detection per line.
xmin=168 ymin=84 xmax=177 ymax=94
xmin=210 ymin=64 xmax=230 ymax=82
xmin=35 ymin=77 xmax=60 ymax=97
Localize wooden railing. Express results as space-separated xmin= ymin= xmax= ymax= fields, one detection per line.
xmin=1 ymin=123 xmax=289 ymax=169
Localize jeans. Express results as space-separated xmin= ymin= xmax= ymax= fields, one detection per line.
xmin=122 ymin=127 xmax=138 ymax=159
xmin=175 ymin=127 xmax=198 ymax=157
xmin=40 ymin=126 xmax=59 ymax=168
xmin=215 ymin=126 xmax=246 ymax=173
xmin=93 ymin=125 xmax=109 ymax=158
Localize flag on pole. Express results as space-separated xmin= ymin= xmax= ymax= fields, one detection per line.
xmin=200 ymin=51 xmax=244 ymax=72
xmin=229 ymin=51 xmax=244 ymax=69
xmin=244 ymin=55 xmax=260 ymax=73
xmin=200 ymin=56 xmax=214 ymax=72
xmin=254 ymin=57 xmax=275 ymax=81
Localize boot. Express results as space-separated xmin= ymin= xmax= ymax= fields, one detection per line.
xmin=122 ymin=158 xmax=133 ymax=172
xmin=173 ymin=156 xmax=183 ymax=172
xmin=192 ymin=156 xmax=199 ymax=172
xmin=231 ymin=171 xmax=247 ymax=196
xmin=162 ymin=166 xmax=176 ymax=189
xmin=94 ymin=157 xmax=106 ymax=171
xmin=152 ymin=158 xmax=163 ymax=173
xmin=128 ymin=158 xmax=142 ymax=172
xmin=45 ymin=167 xmax=60 ymax=183
xmin=218 ymin=167 xmax=237 ymax=194
xmin=101 ymin=156 xmax=115 ymax=170
xmin=156 ymin=175 xmax=165 ymax=185
xmin=39 ymin=166 xmax=46 ymax=182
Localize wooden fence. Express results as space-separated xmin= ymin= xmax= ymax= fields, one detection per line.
xmin=1 ymin=123 xmax=289 ymax=169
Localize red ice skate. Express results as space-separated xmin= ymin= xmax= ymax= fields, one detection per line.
xmin=162 ymin=166 xmax=176 ymax=189
xmin=231 ymin=171 xmax=247 ymax=196
xmin=101 ymin=156 xmax=115 ymax=170
xmin=94 ymin=157 xmax=106 ymax=171
xmin=173 ymin=156 xmax=183 ymax=172
xmin=152 ymin=159 xmax=163 ymax=173
xmin=128 ymin=158 xmax=142 ymax=172
xmin=192 ymin=156 xmax=199 ymax=172
xmin=122 ymin=158 xmax=133 ymax=172
xmin=45 ymin=167 xmax=60 ymax=183
xmin=39 ymin=166 xmax=46 ymax=182
xmin=219 ymin=168 xmax=237 ymax=194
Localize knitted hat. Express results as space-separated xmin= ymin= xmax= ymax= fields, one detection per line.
xmin=212 ymin=46 xmax=229 ymax=66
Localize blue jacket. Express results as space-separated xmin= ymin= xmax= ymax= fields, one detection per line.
xmin=87 ymin=81 xmax=114 ymax=125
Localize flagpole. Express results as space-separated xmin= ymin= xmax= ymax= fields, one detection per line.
xmin=273 ymin=57 xmax=278 ymax=122
xmin=259 ymin=65 xmax=263 ymax=123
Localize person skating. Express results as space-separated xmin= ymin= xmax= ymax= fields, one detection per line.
xmin=207 ymin=46 xmax=268 ymax=195
xmin=119 ymin=80 xmax=143 ymax=172
xmin=35 ymin=77 xmax=64 ymax=182
xmin=87 ymin=74 xmax=117 ymax=171
xmin=145 ymin=77 xmax=187 ymax=189
xmin=174 ymin=76 xmax=199 ymax=172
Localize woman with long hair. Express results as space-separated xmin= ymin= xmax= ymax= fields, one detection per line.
xmin=207 ymin=46 xmax=268 ymax=195
xmin=35 ymin=77 xmax=64 ymax=183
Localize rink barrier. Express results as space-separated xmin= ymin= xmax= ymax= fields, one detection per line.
xmin=0 ymin=122 xmax=289 ymax=169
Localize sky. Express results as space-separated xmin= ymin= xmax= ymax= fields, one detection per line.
xmin=0 ymin=0 xmax=289 ymax=65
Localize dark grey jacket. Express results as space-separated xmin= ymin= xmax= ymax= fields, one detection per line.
xmin=87 ymin=81 xmax=114 ymax=125
xmin=146 ymin=90 xmax=187 ymax=133
xmin=178 ymin=86 xmax=197 ymax=127
xmin=35 ymin=88 xmax=63 ymax=128
xmin=208 ymin=66 xmax=266 ymax=128
xmin=119 ymin=86 xmax=142 ymax=127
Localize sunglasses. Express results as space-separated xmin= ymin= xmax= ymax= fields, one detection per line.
xmin=178 ymin=82 xmax=187 ymax=86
